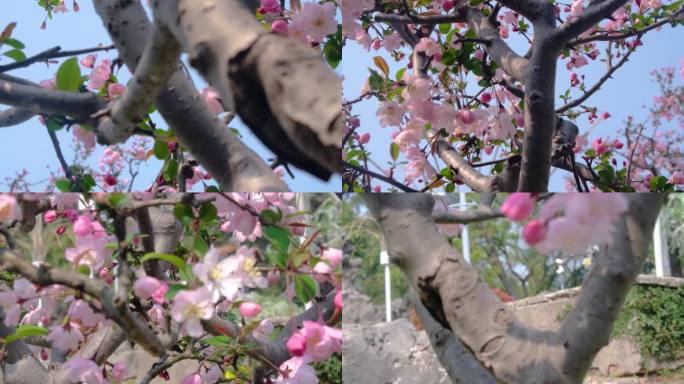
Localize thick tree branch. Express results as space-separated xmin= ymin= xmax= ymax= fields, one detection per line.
xmin=432 ymin=206 xmax=503 ymax=224
xmin=0 ymin=108 xmax=34 ymax=128
xmin=555 ymin=194 xmax=664 ymax=382
xmin=0 ymin=77 xmax=107 ymax=124
xmin=435 ymin=140 xmax=518 ymax=192
xmin=95 ymin=23 xmax=181 ymax=144
xmin=553 ymin=0 xmax=631 ymax=45
xmin=153 ymin=0 xmax=342 ymax=180
xmin=496 ymin=0 xmax=549 ymax=23
xmin=0 ymin=248 xmax=167 ymax=356
xmin=93 ymin=0 xmax=287 ymax=191
xmin=465 ymin=8 xmax=528 ymax=82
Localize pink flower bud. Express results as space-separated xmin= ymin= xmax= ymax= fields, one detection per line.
xmin=458 ymin=109 xmax=474 ymax=124
xmin=40 ymin=348 xmax=49 ymax=361
xmin=334 ymin=290 xmax=342 ymax=310
xmin=601 ymin=112 xmax=611 ymax=119
xmin=64 ymin=208 xmax=79 ymax=222
xmin=239 ymin=302 xmax=262 ymax=318
xmin=358 ymin=132 xmax=370 ymax=144
xmin=321 ymin=248 xmax=343 ymax=268
xmin=56 ymin=225 xmax=67 ymax=235
xmin=73 ymin=215 xmax=94 ymax=236
xmin=133 ymin=277 xmax=162 ymax=300
xmin=523 ymin=220 xmax=547 ymax=245
xmin=267 ymin=270 xmax=281 ymax=286
xmin=501 ymin=193 xmax=536 ymax=221
xmin=112 ymin=362 xmax=127 ymax=382
xmin=180 ymin=373 xmax=202 ymax=384
xmin=286 ymin=333 xmax=307 ymax=357
xmin=271 ymin=20 xmax=289 ymax=35
xmin=44 ymin=210 xmax=58 ymax=224
xmin=480 ymin=92 xmax=492 ymax=103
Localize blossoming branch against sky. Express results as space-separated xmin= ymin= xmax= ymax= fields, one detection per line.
xmin=0 ymin=192 xmax=342 ymax=383
xmin=0 ymin=0 xmax=342 ymax=192
xmin=342 ymin=0 xmax=684 ymax=192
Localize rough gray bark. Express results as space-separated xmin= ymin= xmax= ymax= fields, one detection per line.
xmin=435 ymin=141 xmax=519 ymax=192
xmin=0 ymin=108 xmax=34 ymax=128
xmin=152 ymin=0 xmax=342 ymax=180
xmin=362 ymin=193 xmax=664 ymax=383
xmin=92 ymin=0 xmax=287 ymax=192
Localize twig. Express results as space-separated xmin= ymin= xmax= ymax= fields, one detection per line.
xmin=46 ymin=126 xmax=73 ymax=180
xmin=343 ymin=161 xmax=418 ymax=192
xmin=0 ymin=44 xmax=117 ymax=73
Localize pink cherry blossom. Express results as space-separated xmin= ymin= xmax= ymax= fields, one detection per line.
xmin=192 ymin=246 xmax=246 ymax=302
xmin=289 ymin=2 xmax=337 ymax=43
xmin=313 ymin=261 xmax=332 ymax=275
xmin=321 ymin=248 xmax=342 ymax=268
xmin=376 ymin=101 xmax=404 ymax=127
xmin=0 ymin=278 xmax=38 ymax=326
xmin=334 ymin=290 xmax=342 ymax=310
xmin=44 ymin=210 xmax=58 ymax=223
xmin=50 ymin=193 xmax=80 ymax=211
xmin=64 ymin=231 xmax=115 ymax=271
xmin=0 ymin=194 xmax=21 ymax=224
xmin=259 ymin=0 xmax=281 ymax=14
xmin=87 ymin=59 xmax=111 ymax=90
xmin=111 ymin=361 xmax=128 ymax=383
xmin=80 ymin=54 xmax=96 ymax=68
xmin=299 ymin=320 xmax=342 ymax=362
xmin=272 ymin=19 xmax=289 ymax=35
xmin=181 ymin=373 xmax=202 ymax=384
xmin=133 ymin=276 xmax=162 ymax=299
xmin=73 ymin=125 xmax=96 ymax=152
xmin=415 ymin=37 xmax=441 ymax=57
xmin=286 ymin=332 xmax=307 ymax=357
xmin=239 ymin=301 xmax=262 ymax=318
xmin=522 ymin=220 xmax=547 ymax=245
xmin=46 ymin=321 xmax=84 ymax=352
xmin=67 ymin=357 xmax=106 ymax=384
xmin=277 ymin=356 xmax=319 ymax=384
xmin=501 ymin=193 xmax=536 ymax=221
xmin=171 ymin=287 xmax=214 ymax=337
xmin=108 ymin=83 xmax=126 ymax=99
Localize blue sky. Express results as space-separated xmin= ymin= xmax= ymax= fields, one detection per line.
xmin=0 ymin=1 xmax=340 ymax=192
xmin=343 ymin=16 xmax=684 ymax=191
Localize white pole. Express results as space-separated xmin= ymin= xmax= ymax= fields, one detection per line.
xmin=380 ymin=250 xmax=391 ymax=322
xmin=653 ymin=209 xmax=671 ymax=277
xmin=459 ymin=191 xmax=471 ymax=263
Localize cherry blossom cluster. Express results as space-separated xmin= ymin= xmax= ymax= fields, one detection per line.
xmin=501 ymin=193 xmax=629 ymax=255
xmin=343 ymin=0 xmax=683 ymax=192
xmin=0 ymin=192 xmax=342 ymax=383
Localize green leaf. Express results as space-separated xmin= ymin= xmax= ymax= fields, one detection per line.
xmin=193 ymin=236 xmax=209 ymax=255
xmin=368 ymin=69 xmax=384 ymax=91
xmin=263 ymin=226 xmax=290 ymax=252
xmin=163 ymin=159 xmax=178 ymax=182
xmin=3 ymin=49 xmax=26 ymax=62
xmin=153 ymin=140 xmax=169 ymax=160
xmin=294 ymin=274 xmax=318 ymax=304
xmin=55 ymin=179 xmax=71 ymax=192
xmin=3 ymin=38 xmax=24 ymax=49
xmin=46 ymin=117 xmax=64 ymax=132
xmin=56 ymin=57 xmax=81 ymax=92
xmin=201 ymin=335 xmax=231 ymax=346
xmin=107 ymin=193 xmax=129 ymax=207
xmin=165 ymin=283 xmax=187 ymax=301
xmin=395 ymin=67 xmax=406 ymax=82
xmin=173 ymin=203 xmax=194 ymax=221
xmin=260 ymin=209 xmax=283 ymax=226
xmin=390 ymin=142 xmax=400 ymax=161
xmin=2 ymin=324 xmax=49 ymax=345
xmin=141 ymin=252 xmax=187 ymax=270
xmin=199 ymin=202 xmax=218 ymax=223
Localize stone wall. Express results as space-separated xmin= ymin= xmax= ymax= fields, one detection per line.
xmin=342 ymin=275 xmax=684 ymax=383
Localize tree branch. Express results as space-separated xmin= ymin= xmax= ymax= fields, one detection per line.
xmin=92 ymin=0 xmax=288 ymax=191
xmin=343 ymin=161 xmax=418 ymax=192
xmin=432 ymin=206 xmax=503 ymax=224
xmin=95 ymin=23 xmax=181 ymax=144
xmin=553 ymin=0 xmax=631 ymax=45
xmin=465 ymin=8 xmax=528 ymax=82
xmin=555 ymin=194 xmax=664 ymax=382
xmin=0 ymin=44 xmax=116 ymax=73
xmin=0 ymin=108 xmax=34 ymax=128
xmin=153 ymin=0 xmax=342 ymax=180
xmin=0 ymin=77 xmax=107 ymax=124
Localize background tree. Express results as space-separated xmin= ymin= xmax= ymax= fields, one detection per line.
xmin=0 ymin=0 xmax=342 ymax=192
xmin=342 ymin=0 xmax=683 ymax=192
xmin=0 ymin=192 xmax=342 ymax=383
xmin=358 ymin=192 xmax=665 ymax=383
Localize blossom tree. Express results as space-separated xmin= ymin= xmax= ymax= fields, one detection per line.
xmin=342 ymin=0 xmax=684 ymax=192
xmin=359 ymin=192 xmax=664 ymax=383
xmin=0 ymin=0 xmax=342 ymax=192
xmin=0 ymin=192 xmax=342 ymax=383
